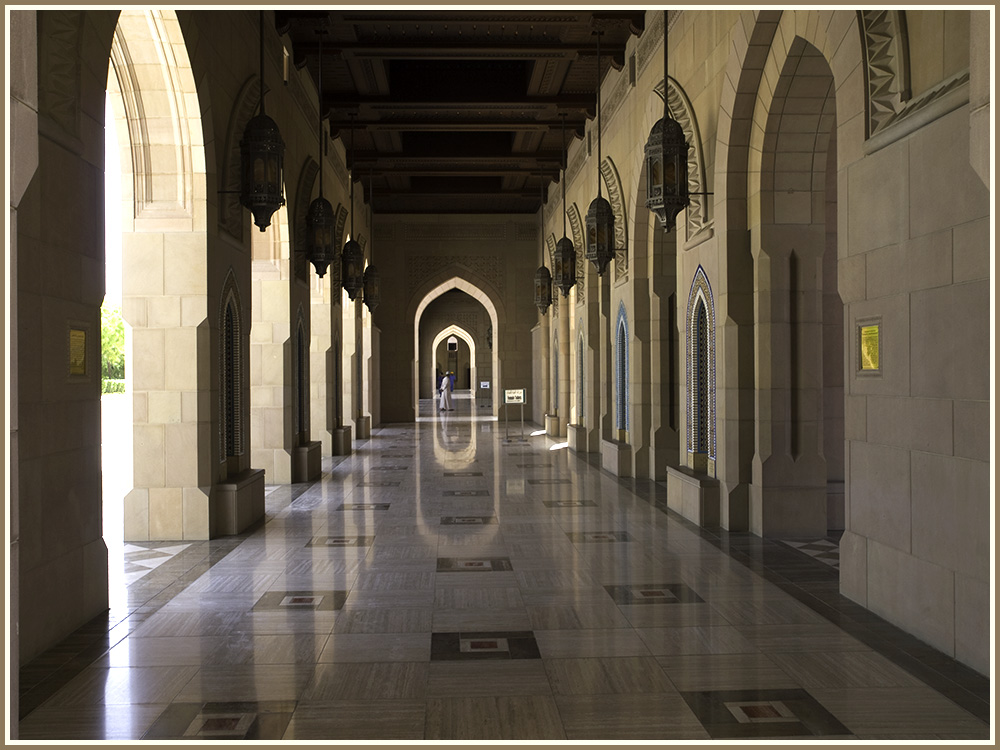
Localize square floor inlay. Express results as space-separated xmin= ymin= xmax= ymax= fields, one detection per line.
xmin=443 ymin=490 xmax=490 ymax=497
xmin=357 ymin=481 xmax=400 ymax=487
xmin=604 ymin=583 xmax=705 ymax=606
xmin=566 ymin=531 xmax=633 ymax=544
xmin=527 ymin=479 xmax=572 ymax=485
xmin=680 ymin=688 xmax=851 ymax=739
xmin=307 ymin=536 xmax=375 ymax=548
xmin=381 ymin=453 xmax=413 ymax=458
xmin=371 ymin=465 xmax=410 ymax=471
xmin=437 ymin=557 xmax=513 ymax=573
xmin=253 ymin=590 xmax=348 ymax=611
xmin=143 ymin=702 xmax=295 ymax=740
xmin=543 ymin=500 xmax=598 ymax=508
xmin=336 ymin=503 xmax=391 ymax=511
xmin=444 ymin=471 xmax=483 ymax=477
xmin=431 ymin=631 xmax=541 ymax=661
xmin=440 ymin=516 xmax=497 ymax=526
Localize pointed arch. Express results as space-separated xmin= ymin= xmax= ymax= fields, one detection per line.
xmin=411 ymin=274 xmax=503 ymax=418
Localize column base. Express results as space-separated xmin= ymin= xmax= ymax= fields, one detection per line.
xmin=293 ymin=441 xmax=323 ymax=483
xmin=545 ymin=413 xmax=560 ymax=437
xmin=568 ymin=424 xmax=588 ymax=453
xmin=601 ymin=439 xmax=632 ymax=477
xmin=332 ymin=426 xmax=352 ymax=456
xmin=215 ymin=468 xmax=265 ymax=536
xmin=666 ymin=465 xmax=720 ymax=527
xmin=356 ymin=416 xmax=371 ymax=440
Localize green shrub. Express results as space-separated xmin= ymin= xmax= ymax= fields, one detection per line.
xmin=102 ymin=379 xmax=126 ymax=394
xmin=101 ymin=303 xmax=125 ymax=381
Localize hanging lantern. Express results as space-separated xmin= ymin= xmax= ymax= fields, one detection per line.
xmin=306 ymin=29 xmax=335 ymax=277
xmin=240 ymin=116 xmax=285 ymax=232
xmin=363 ymin=170 xmax=380 ymax=312
xmin=363 ymin=264 xmax=380 ymax=312
xmin=586 ymin=30 xmax=615 ymax=277
xmin=306 ymin=195 xmax=335 ymax=276
xmin=585 ymin=195 xmax=615 ymax=276
xmin=553 ymin=236 xmax=576 ymax=297
xmin=645 ymin=116 xmax=689 ymax=231
xmin=645 ymin=11 xmax=690 ymax=231
xmin=534 ymin=264 xmax=553 ymax=315
xmin=240 ymin=12 xmax=285 ymax=232
xmin=342 ymin=238 xmax=364 ymax=300
xmin=553 ymin=115 xmax=577 ymax=298
xmin=341 ymin=117 xmax=364 ymax=301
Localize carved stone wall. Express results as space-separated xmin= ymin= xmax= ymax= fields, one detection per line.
xmin=568 ymin=203 xmax=586 ymax=307
xmin=601 ymin=157 xmax=629 ymax=281
xmin=406 ymin=255 xmax=506 ymax=297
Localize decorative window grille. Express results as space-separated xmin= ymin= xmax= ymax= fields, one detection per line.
xmin=220 ymin=273 xmax=243 ymax=458
xmin=685 ymin=267 xmax=716 ymax=470
xmin=615 ymin=303 xmax=629 ymax=432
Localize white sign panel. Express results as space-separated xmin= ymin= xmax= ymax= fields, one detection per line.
xmin=504 ymin=389 xmax=525 ymax=404
xmin=480 ymin=381 xmax=490 ymax=389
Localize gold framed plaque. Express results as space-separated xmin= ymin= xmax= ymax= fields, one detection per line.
xmin=68 ymin=327 xmax=87 ymax=376
xmin=857 ymin=319 xmax=882 ymax=375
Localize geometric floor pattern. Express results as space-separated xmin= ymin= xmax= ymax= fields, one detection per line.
xmin=16 ymin=397 xmax=990 ymax=740
xmin=778 ymin=538 xmax=841 ymax=570
xmin=122 ymin=543 xmax=192 ymax=585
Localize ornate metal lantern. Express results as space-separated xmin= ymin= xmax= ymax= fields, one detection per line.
xmin=362 ymin=174 xmax=380 ymax=312
xmin=342 ymin=237 xmax=364 ymax=300
xmin=585 ymin=195 xmax=615 ymax=276
xmin=363 ymin=264 xmax=380 ymax=312
xmin=645 ymin=11 xmax=690 ymax=231
xmin=553 ymin=116 xmax=577 ymax=297
xmin=534 ymin=264 xmax=553 ymax=315
xmin=306 ymin=194 xmax=335 ymax=277
xmin=645 ymin=116 xmax=689 ymax=230
xmin=585 ymin=30 xmax=615 ymax=277
xmin=306 ymin=30 xmax=335 ymax=277
xmin=553 ymin=236 xmax=576 ymax=297
xmin=342 ymin=118 xmax=364 ymax=300
xmin=240 ymin=12 xmax=285 ymax=232
xmin=240 ymin=119 xmax=285 ymax=233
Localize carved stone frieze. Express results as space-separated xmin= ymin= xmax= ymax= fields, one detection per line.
xmin=600 ymin=157 xmax=629 ymax=281
xmin=38 ymin=11 xmax=84 ymax=141
xmin=406 ymin=255 xmax=506 ymax=297
xmin=567 ymin=203 xmax=586 ymax=307
xmin=654 ymin=78 xmax=709 ymax=238
xmin=859 ymin=10 xmax=910 ymax=138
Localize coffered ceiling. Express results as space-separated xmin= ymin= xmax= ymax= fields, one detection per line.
xmin=275 ymin=10 xmax=646 ymax=215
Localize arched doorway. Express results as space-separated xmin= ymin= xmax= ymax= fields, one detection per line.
xmin=749 ymin=35 xmax=844 ymax=538
xmin=412 ymin=277 xmax=501 ymax=418
xmin=106 ymin=9 xmax=210 ymax=541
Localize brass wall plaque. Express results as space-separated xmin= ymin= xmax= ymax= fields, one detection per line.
xmin=860 ymin=324 xmax=880 ymax=371
xmin=69 ymin=328 xmax=87 ymax=375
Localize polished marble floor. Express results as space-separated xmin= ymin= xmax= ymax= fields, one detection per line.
xmin=17 ymin=397 xmax=992 ymax=741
